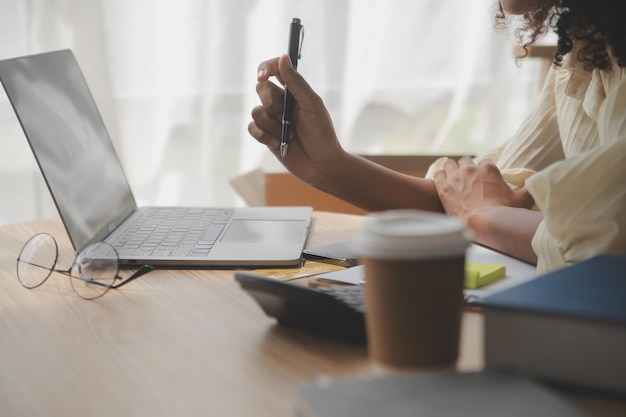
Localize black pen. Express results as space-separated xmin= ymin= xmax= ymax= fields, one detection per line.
xmin=281 ymin=18 xmax=303 ymax=159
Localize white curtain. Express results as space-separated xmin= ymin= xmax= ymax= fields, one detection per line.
xmin=0 ymin=0 xmax=542 ymax=225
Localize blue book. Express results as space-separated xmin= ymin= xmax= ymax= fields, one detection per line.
xmin=481 ymin=255 xmax=626 ymax=394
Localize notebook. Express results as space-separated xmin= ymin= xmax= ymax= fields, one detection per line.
xmin=0 ymin=49 xmax=312 ymax=267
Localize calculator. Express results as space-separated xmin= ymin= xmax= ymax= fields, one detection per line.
xmin=234 ymin=271 xmax=366 ymax=344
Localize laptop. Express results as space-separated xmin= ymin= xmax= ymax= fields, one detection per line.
xmin=0 ymin=49 xmax=312 ymax=267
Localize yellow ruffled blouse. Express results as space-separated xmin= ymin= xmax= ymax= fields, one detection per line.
xmin=427 ymin=56 xmax=626 ymax=274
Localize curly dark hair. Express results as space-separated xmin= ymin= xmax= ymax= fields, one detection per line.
xmin=495 ymin=0 xmax=626 ymax=70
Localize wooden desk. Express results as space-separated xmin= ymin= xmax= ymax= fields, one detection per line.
xmin=0 ymin=213 xmax=624 ymax=416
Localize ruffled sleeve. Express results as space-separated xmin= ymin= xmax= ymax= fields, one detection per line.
xmin=426 ymin=66 xmax=564 ymax=191
xmin=527 ymin=71 xmax=626 ymax=273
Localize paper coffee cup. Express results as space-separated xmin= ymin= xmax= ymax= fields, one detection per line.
xmin=352 ymin=209 xmax=471 ymax=370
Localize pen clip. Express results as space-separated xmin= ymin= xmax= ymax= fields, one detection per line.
xmin=297 ymin=25 xmax=305 ymax=60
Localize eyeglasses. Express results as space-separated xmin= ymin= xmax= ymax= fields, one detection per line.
xmin=16 ymin=233 xmax=153 ymax=300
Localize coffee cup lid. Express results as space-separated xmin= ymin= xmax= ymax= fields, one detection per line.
xmin=352 ymin=209 xmax=472 ymax=260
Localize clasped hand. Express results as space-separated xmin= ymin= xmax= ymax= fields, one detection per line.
xmin=432 ymin=157 xmax=535 ymax=223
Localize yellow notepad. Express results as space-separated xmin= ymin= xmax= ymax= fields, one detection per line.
xmin=250 ymin=260 xmax=345 ymax=281
xmin=465 ymin=263 xmax=506 ymax=289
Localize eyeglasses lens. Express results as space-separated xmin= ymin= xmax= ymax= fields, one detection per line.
xmin=71 ymin=242 xmax=119 ymax=299
xmin=17 ymin=233 xmax=57 ymax=289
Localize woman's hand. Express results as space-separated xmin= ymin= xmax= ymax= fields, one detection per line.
xmin=248 ymin=55 xmax=345 ymax=188
xmin=433 ymin=157 xmax=541 ymax=264
xmin=248 ymin=55 xmax=442 ymax=213
xmin=432 ymin=157 xmax=535 ymax=223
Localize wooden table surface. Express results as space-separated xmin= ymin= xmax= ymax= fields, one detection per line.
xmin=0 ymin=212 xmax=623 ymax=416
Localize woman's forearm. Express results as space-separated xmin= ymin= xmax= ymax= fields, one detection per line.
xmin=315 ymin=151 xmax=444 ymax=213
xmin=467 ymin=206 xmax=543 ymax=265
xmin=312 ymin=151 xmax=541 ymax=264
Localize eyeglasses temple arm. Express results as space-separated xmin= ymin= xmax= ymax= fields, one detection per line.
xmin=112 ymin=265 xmax=154 ymax=289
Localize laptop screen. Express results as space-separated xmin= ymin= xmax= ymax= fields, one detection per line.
xmin=0 ymin=50 xmax=136 ymax=251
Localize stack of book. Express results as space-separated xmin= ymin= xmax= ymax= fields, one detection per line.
xmin=480 ymin=255 xmax=626 ymax=395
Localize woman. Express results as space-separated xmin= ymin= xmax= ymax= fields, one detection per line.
xmin=248 ymin=0 xmax=626 ymax=274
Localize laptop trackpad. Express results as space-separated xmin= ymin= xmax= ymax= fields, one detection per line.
xmin=221 ymin=220 xmax=307 ymax=244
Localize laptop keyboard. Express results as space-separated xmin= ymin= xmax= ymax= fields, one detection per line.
xmin=114 ymin=208 xmax=234 ymax=258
